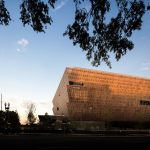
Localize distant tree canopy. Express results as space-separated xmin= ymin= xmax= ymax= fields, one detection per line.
xmin=0 ymin=0 xmax=150 ymax=68
xmin=0 ymin=110 xmax=20 ymax=130
xmin=26 ymin=103 xmax=36 ymax=125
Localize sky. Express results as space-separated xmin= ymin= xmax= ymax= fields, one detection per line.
xmin=0 ymin=0 xmax=150 ymax=124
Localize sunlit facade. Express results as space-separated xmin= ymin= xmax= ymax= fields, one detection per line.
xmin=53 ymin=67 xmax=150 ymax=122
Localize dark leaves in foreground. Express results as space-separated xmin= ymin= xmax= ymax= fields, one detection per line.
xmin=20 ymin=0 xmax=54 ymax=32
xmin=64 ymin=0 xmax=146 ymax=68
xmin=0 ymin=0 xmax=149 ymax=67
xmin=0 ymin=0 xmax=11 ymax=25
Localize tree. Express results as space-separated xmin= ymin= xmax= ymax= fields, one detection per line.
xmin=0 ymin=0 xmax=150 ymax=68
xmin=7 ymin=110 xmax=20 ymax=128
xmin=0 ymin=111 xmax=6 ymax=131
xmin=26 ymin=103 xmax=36 ymax=125
xmin=0 ymin=110 xmax=20 ymax=133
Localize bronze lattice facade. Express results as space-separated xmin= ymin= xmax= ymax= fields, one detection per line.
xmin=53 ymin=67 xmax=150 ymax=122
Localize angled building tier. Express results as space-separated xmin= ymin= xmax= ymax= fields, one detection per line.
xmin=52 ymin=67 xmax=150 ymax=122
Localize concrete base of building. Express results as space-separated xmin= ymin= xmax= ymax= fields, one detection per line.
xmin=71 ymin=121 xmax=106 ymax=131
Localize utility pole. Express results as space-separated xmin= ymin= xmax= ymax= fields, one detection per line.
xmin=1 ymin=93 xmax=2 ymax=111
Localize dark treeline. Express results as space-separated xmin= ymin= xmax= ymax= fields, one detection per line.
xmin=1 ymin=109 xmax=150 ymax=135
xmin=0 ymin=110 xmax=20 ymax=134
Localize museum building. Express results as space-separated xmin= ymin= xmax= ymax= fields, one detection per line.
xmin=52 ymin=67 xmax=150 ymax=123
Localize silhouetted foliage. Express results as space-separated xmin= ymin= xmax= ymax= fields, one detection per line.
xmin=0 ymin=110 xmax=20 ymax=133
xmin=26 ymin=103 xmax=36 ymax=125
xmin=7 ymin=110 xmax=20 ymax=127
xmin=0 ymin=0 xmax=149 ymax=67
xmin=20 ymin=0 xmax=54 ymax=32
xmin=0 ymin=111 xmax=5 ymax=129
xmin=0 ymin=0 xmax=11 ymax=25
xmin=64 ymin=0 xmax=147 ymax=67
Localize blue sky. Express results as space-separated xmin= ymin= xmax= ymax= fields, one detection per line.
xmin=0 ymin=0 xmax=150 ymax=123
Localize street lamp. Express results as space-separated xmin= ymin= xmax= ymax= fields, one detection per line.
xmin=4 ymin=102 xmax=10 ymax=111
xmin=4 ymin=102 xmax=10 ymax=134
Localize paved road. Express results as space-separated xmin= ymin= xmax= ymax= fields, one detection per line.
xmin=0 ymin=134 xmax=150 ymax=149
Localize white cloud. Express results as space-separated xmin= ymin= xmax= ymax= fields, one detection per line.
xmin=142 ymin=67 xmax=150 ymax=71
xmin=16 ymin=48 xmax=25 ymax=53
xmin=55 ymin=0 xmax=68 ymax=10
xmin=16 ymin=48 xmax=21 ymax=52
xmin=16 ymin=38 xmax=29 ymax=52
xmin=141 ymin=63 xmax=150 ymax=71
xmin=17 ymin=38 xmax=29 ymax=47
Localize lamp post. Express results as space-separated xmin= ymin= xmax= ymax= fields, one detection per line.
xmin=4 ymin=102 xmax=10 ymax=134
xmin=5 ymin=102 xmax=10 ymax=112
xmin=1 ymin=94 xmax=2 ymax=111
